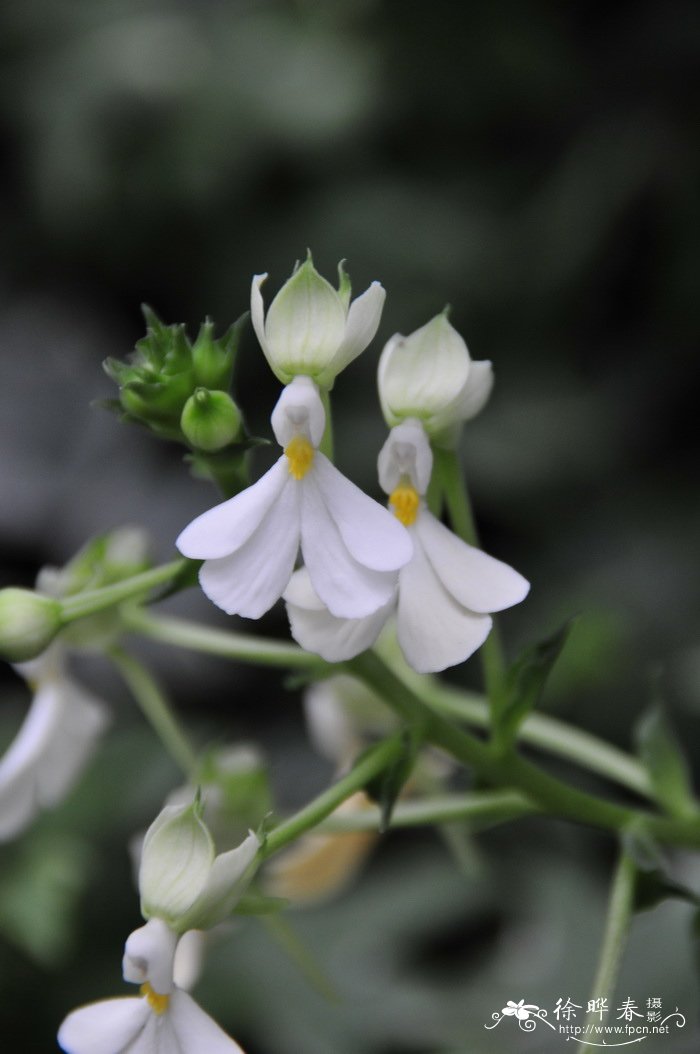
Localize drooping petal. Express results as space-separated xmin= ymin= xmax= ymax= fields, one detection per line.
xmin=199 ymin=476 xmax=300 ymax=618
xmin=285 ymin=568 xmax=392 ymax=662
xmin=39 ymin=680 xmax=108 ymax=804
xmin=250 ymin=273 xmax=272 ymax=361
xmin=300 ymin=473 xmax=397 ymax=619
xmin=169 ymin=990 xmax=247 ymax=1053
xmin=176 ymin=458 xmax=289 ymax=561
xmin=313 ymin=454 xmax=412 ymax=572
xmin=416 ymin=511 xmax=529 ymax=614
xmin=57 ymin=997 xmax=149 ymax=1054
xmin=322 ymin=281 xmax=386 ymax=381
xmin=396 ymin=532 xmax=492 ymax=673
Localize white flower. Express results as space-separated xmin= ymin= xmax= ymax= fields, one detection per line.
xmin=0 ymin=649 xmax=108 ymax=842
xmin=139 ymin=802 xmax=260 ymax=932
xmin=251 ymin=254 xmax=385 ymax=387
xmin=177 ymin=376 xmax=412 ymax=620
xmin=58 ymin=918 xmax=246 ymax=1054
xmin=285 ymin=419 xmax=529 ymax=673
xmin=378 ymin=311 xmax=493 ymax=444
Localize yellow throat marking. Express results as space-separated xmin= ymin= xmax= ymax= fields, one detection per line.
xmin=285 ymin=435 xmax=315 ymax=480
xmin=390 ymin=484 xmax=420 ymax=527
xmin=140 ymin=982 xmax=170 ymax=1015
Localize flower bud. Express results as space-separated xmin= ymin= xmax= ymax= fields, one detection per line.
xmin=180 ymin=388 xmax=242 ymax=451
xmin=251 ymin=253 xmax=385 ymax=387
xmin=139 ymin=801 xmax=260 ymax=933
xmin=191 ymin=319 xmax=237 ymax=390
xmin=0 ymin=588 xmax=63 ymax=662
xmin=378 ymin=311 xmax=494 ymax=445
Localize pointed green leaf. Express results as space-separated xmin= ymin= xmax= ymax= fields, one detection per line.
xmin=497 ymin=621 xmax=573 ymax=744
xmin=635 ymin=704 xmax=697 ymax=818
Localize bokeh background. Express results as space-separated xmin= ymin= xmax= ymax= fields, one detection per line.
xmin=1 ymin=1 xmax=699 ymax=1051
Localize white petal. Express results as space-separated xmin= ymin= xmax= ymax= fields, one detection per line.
xmin=123 ymin=920 xmax=179 ymax=995
xmin=183 ymin=831 xmax=260 ymax=928
xmin=38 ymin=680 xmax=108 ymax=805
xmin=199 ymin=476 xmax=300 ymax=618
xmin=168 ymin=990 xmax=247 ymax=1054
xmin=454 ymin=359 xmax=494 ymax=421
xmin=263 ymin=262 xmax=347 ymax=376
xmin=57 ymin=997 xmax=149 ymax=1054
xmin=376 ymin=420 xmax=433 ymax=495
xmin=416 ymin=511 xmax=529 ymax=614
xmin=282 ymin=567 xmax=326 ymax=611
xmin=286 ymin=575 xmax=392 ymax=662
xmin=378 ymin=315 xmax=471 ymax=425
xmin=250 ymin=273 xmax=271 ymax=360
xmin=396 ymin=532 xmax=492 ymax=673
xmin=300 ymin=472 xmax=398 ymax=619
xmin=176 ymin=459 xmax=289 ymax=560
xmin=313 ymin=453 xmax=412 ymax=571
xmin=173 ymin=930 xmax=205 ymax=992
xmin=322 ymin=281 xmax=386 ymax=381
xmin=270 ymin=376 xmax=325 ymax=448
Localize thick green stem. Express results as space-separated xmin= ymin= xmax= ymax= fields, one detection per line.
xmin=579 ymin=848 xmax=637 ymax=1054
xmin=318 ymin=789 xmax=537 ymax=832
xmin=432 ymin=446 xmax=506 ymax=714
xmin=347 ymin=651 xmax=700 ymax=847
xmin=61 ymin=560 xmax=186 ymax=623
xmin=263 ymin=735 xmax=405 ymax=857
xmin=110 ymin=647 xmax=199 ymax=777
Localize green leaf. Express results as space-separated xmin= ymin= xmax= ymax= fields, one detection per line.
xmin=634 ymin=704 xmax=697 ymax=818
xmin=496 ymin=621 xmax=573 ymax=745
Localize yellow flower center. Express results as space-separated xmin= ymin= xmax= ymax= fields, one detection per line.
xmin=140 ymin=982 xmax=170 ymax=1015
xmin=285 ymin=435 xmax=315 ymax=480
xmin=389 ymin=484 xmax=420 ymax=527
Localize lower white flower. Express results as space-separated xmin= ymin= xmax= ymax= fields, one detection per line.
xmin=58 ymin=918 xmax=246 ymax=1054
xmin=284 ymin=419 xmax=529 ymax=673
xmin=177 ymin=375 xmax=412 ymax=620
xmin=0 ymin=649 xmax=108 ymax=842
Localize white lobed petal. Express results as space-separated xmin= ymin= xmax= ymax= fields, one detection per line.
xmin=168 ymin=989 xmax=247 ymax=1053
xmin=198 ymin=475 xmax=300 ymax=618
xmin=270 ymin=376 xmax=326 ymax=448
xmin=176 ymin=458 xmax=289 ymax=561
xmin=396 ymin=531 xmax=493 ymax=673
xmin=415 ymin=511 xmax=530 ymax=614
xmin=250 ymin=273 xmax=282 ymax=379
xmin=57 ymin=997 xmax=150 ymax=1054
xmin=300 ymin=471 xmax=398 ymax=619
xmin=452 ymin=359 xmax=494 ymax=422
xmin=313 ymin=453 xmax=413 ymax=572
xmin=321 ymin=281 xmax=386 ymax=382
xmin=38 ymin=679 xmax=108 ymax=805
xmin=180 ymin=830 xmax=260 ymax=929
xmin=285 ymin=568 xmax=393 ymax=662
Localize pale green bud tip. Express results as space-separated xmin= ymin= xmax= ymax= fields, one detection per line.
xmin=0 ymin=588 xmax=63 ymax=661
xmin=140 ymin=803 xmax=215 ymax=925
xmin=180 ymin=388 xmax=242 ymax=452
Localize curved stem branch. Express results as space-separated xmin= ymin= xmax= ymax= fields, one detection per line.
xmin=61 ymin=560 xmax=186 ymax=623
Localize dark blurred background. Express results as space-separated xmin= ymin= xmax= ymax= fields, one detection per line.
xmin=1 ymin=1 xmax=699 ymax=1051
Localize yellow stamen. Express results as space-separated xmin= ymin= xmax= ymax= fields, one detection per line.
xmin=285 ymin=435 xmax=315 ymax=480
xmin=140 ymin=982 xmax=170 ymax=1015
xmin=389 ymin=484 xmax=420 ymax=527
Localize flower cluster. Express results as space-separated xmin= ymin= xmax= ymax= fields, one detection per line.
xmin=178 ymin=255 xmax=528 ymax=673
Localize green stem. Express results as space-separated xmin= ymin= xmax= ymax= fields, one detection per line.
xmin=579 ymin=848 xmax=637 ymax=1054
xmin=61 ymin=560 xmax=186 ymax=623
xmin=319 ymin=387 xmax=334 ymax=460
xmin=347 ymin=651 xmax=700 ymax=848
xmin=263 ymin=735 xmax=405 ymax=857
xmin=124 ymin=608 xmax=326 ymax=671
xmin=318 ymin=789 xmax=537 ymax=833
xmin=432 ymin=446 xmax=506 ymax=713
xmin=110 ymin=647 xmax=199 ymax=777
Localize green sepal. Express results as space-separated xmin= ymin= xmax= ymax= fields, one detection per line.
xmin=233 ymin=892 xmax=289 ymax=916
xmin=634 ymin=703 xmax=697 ymax=819
xmin=363 ymin=731 xmax=419 ymax=833
xmin=495 ymin=620 xmax=573 ymax=747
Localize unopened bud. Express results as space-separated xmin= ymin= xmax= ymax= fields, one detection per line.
xmin=0 ymin=588 xmax=63 ymax=662
xmin=180 ymin=389 xmax=242 ymax=452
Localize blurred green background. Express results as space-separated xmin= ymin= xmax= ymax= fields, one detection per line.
xmin=1 ymin=1 xmax=699 ymax=1051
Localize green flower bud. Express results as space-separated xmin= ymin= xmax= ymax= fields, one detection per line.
xmin=192 ymin=320 xmax=234 ymax=390
xmin=180 ymin=388 xmax=242 ymax=452
xmin=0 ymin=588 xmax=63 ymax=662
